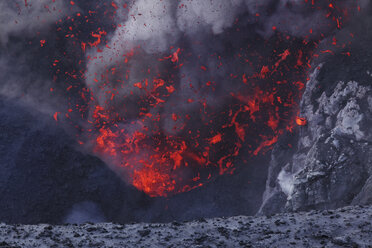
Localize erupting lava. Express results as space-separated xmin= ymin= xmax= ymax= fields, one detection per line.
xmin=90 ymin=43 xmax=312 ymax=197
xmin=43 ymin=0 xmax=364 ymax=197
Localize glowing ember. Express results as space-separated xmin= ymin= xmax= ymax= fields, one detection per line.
xmin=296 ymin=117 xmax=308 ymax=126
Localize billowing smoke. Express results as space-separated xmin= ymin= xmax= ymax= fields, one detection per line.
xmin=85 ymin=0 xmax=368 ymax=125
xmin=0 ymin=0 xmax=69 ymax=44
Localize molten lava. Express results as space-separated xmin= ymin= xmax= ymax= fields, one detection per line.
xmin=90 ymin=41 xmax=312 ymax=197
xmin=296 ymin=117 xmax=308 ymax=126
xmin=44 ymin=0 xmax=363 ymax=197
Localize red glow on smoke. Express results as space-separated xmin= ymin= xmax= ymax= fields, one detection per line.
xmin=88 ymin=42 xmax=311 ymax=197
xmin=44 ymin=0 xmax=362 ymax=197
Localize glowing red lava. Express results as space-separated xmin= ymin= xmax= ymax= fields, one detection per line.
xmin=87 ymin=2 xmax=359 ymax=197
xmin=46 ymin=0 xmax=363 ymax=197
xmin=296 ymin=117 xmax=308 ymax=126
xmin=89 ymin=44 xmax=311 ymax=197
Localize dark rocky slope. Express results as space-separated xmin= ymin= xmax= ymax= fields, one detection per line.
xmin=0 ymin=99 xmax=150 ymax=224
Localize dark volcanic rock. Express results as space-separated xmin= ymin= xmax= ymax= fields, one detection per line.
xmin=259 ymin=46 xmax=372 ymax=214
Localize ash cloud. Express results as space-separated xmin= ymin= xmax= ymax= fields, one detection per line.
xmin=85 ymin=0 xmax=367 ymax=140
xmin=86 ymin=0 xmax=368 ymax=107
xmin=0 ymin=0 xmax=113 ymax=120
xmin=0 ymin=0 xmax=70 ymax=45
xmin=0 ymin=0 xmax=367 ymax=133
xmin=0 ymin=0 xmax=74 ymax=117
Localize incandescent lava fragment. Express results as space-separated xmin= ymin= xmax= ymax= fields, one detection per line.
xmin=296 ymin=116 xmax=308 ymax=126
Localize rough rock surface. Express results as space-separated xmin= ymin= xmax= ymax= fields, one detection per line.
xmin=0 ymin=205 xmax=371 ymax=248
xmin=260 ymin=49 xmax=372 ymax=215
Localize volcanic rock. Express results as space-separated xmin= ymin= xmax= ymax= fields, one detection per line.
xmin=0 ymin=205 xmax=371 ymax=248
xmin=260 ymin=47 xmax=372 ymax=214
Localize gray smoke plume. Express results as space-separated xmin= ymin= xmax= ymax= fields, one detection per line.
xmin=85 ymin=0 xmax=368 ymax=135
xmin=86 ymin=0 xmax=368 ymax=112
xmin=0 ymin=0 xmax=70 ymax=44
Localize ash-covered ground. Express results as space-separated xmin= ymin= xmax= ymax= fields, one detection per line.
xmin=0 ymin=205 xmax=371 ymax=248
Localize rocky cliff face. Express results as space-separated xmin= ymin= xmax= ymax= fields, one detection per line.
xmin=260 ymin=49 xmax=372 ymax=215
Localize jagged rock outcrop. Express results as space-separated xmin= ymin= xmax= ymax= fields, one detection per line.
xmin=260 ymin=51 xmax=372 ymax=215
